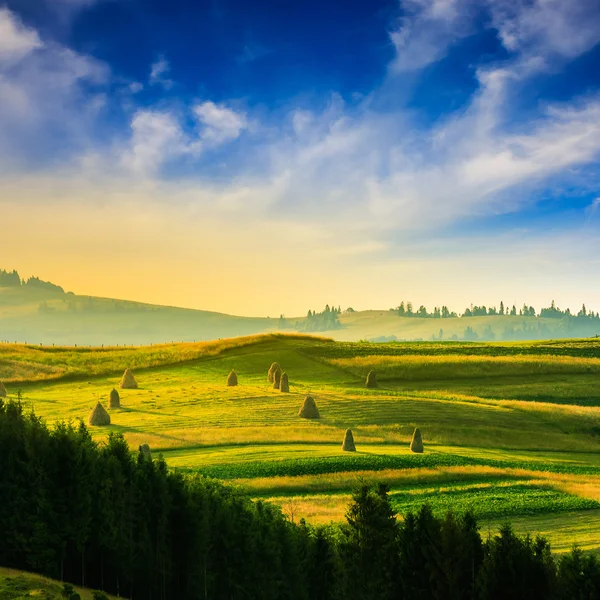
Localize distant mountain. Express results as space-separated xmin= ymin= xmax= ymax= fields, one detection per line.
xmin=0 ymin=284 xmax=276 ymax=345
xmin=1 ymin=269 xmax=599 ymax=345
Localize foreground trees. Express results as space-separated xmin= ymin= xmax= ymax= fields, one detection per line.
xmin=1 ymin=398 xmax=599 ymax=599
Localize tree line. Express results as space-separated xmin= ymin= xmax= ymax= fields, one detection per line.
xmin=1 ymin=398 xmax=599 ymax=600
xmin=394 ymin=300 xmax=599 ymax=321
xmin=283 ymin=305 xmax=342 ymax=332
xmin=0 ymin=268 xmax=64 ymax=293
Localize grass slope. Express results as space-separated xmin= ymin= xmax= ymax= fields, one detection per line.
xmin=3 ymin=334 xmax=600 ymax=551
xmin=0 ymin=567 xmax=120 ymax=599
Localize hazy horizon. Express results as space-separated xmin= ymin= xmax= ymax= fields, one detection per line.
xmin=2 ymin=1 xmax=600 ymax=317
xmin=3 ymin=264 xmax=600 ymax=319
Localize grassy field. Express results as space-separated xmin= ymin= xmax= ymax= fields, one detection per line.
xmin=3 ymin=334 xmax=600 ymax=552
xmin=0 ymin=566 xmax=120 ymax=599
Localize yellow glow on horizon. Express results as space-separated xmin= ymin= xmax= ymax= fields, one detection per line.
xmin=2 ymin=185 xmax=600 ymax=316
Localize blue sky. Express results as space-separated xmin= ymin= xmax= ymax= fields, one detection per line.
xmin=1 ymin=0 xmax=600 ymax=315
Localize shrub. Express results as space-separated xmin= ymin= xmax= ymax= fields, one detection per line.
xmin=0 ymin=381 xmax=6 ymax=397
xmin=88 ymin=402 xmax=111 ymax=426
xmin=410 ymin=428 xmax=423 ymax=453
xmin=92 ymin=592 xmax=109 ymax=600
xmin=342 ymin=428 xmax=356 ymax=452
xmin=298 ymin=395 xmax=320 ymax=419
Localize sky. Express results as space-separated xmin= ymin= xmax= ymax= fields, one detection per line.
xmin=1 ymin=0 xmax=600 ymax=317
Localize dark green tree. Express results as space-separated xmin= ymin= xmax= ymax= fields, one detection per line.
xmin=339 ymin=483 xmax=400 ymax=600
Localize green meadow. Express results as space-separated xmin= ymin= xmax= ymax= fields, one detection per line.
xmin=3 ymin=334 xmax=600 ymax=552
xmin=0 ymin=566 xmax=119 ymax=599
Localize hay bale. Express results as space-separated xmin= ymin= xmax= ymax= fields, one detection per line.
xmin=272 ymin=368 xmax=282 ymax=389
xmin=109 ymin=388 xmax=120 ymax=409
xmin=298 ymin=395 xmax=320 ymax=419
xmin=279 ymin=372 xmax=290 ymax=393
xmin=410 ymin=428 xmax=424 ymax=453
xmin=268 ymin=362 xmax=281 ymax=383
xmin=0 ymin=381 xmax=6 ymax=397
xmin=365 ymin=370 xmax=377 ymax=388
xmin=227 ymin=369 xmax=238 ymax=386
xmin=88 ymin=402 xmax=111 ymax=426
xmin=120 ymin=368 xmax=138 ymax=389
xmin=342 ymin=428 xmax=356 ymax=452
xmin=139 ymin=443 xmax=152 ymax=460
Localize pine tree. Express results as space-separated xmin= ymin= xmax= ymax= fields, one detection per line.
xmin=339 ymin=483 xmax=400 ymax=600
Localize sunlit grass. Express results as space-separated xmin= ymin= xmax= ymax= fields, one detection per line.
xmin=4 ymin=334 xmax=600 ymax=551
xmin=0 ymin=333 xmax=331 ymax=382
xmin=329 ymin=353 xmax=600 ymax=380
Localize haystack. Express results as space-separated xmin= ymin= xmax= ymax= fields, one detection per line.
xmin=280 ymin=372 xmax=290 ymax=393
xmin=88 ymin=402 xmax=111 ymax=426
xmin=0 ymin=381 xmax=6 ymax=397
xmin=298 ymin=395 xmax=320 ymax=419
xmin=272 ymin=368 xmax=282 ymax=389
xmin=139 ymin=443 xmax=152 ymax=460
xmin=342 ymin=428 xmax=356 ymax=452
xmin=410 ymin=428 xmax=424 ymax=453
xmin=109 ymin=388 xmax=120 ymax=409
xmin=268 ymin=362 xmax=281 ymax=383
xmin=227 ymin=369 xmax=238 ymax=386
xmin=120 ymin=368 xmax=138 ymax=389
xmin=365 ymin=370 xmax=377 ymax=388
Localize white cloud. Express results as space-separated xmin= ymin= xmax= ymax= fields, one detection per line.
xmin=490 ymin=0 xmax=600 ymax=59
xmin=193 ymin=101 xmax=248 ymax=143
xmin=587 ymin=197 xmax=600 ymax=218
xmin=390 ymin=0 xmax=476 ymax=72
xmin=291 ymin=110 xmax=313 ymax=135
xmin=117 ymin=102 xmax=250 ymax=176
xmin=122 ymin=110 xmax=187 ymax=174
xmin=0 ymin=8 xmax=43 ymax=64
xmin=0 ymin=9 xmax=109 ymax=164
xmin=390 ymin=0 xmax=600 ymax=75
xmin=149 ymin=56 xmax=173 ymax=89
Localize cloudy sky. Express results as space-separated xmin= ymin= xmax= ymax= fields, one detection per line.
xmin=1 ymin=0 xmax=600 ymax=316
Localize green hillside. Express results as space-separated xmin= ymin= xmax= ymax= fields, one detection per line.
xmin=3 ymin=334 xmax=600 ymax=551
xmin=0 ymin=567 xmax=120 ymax=599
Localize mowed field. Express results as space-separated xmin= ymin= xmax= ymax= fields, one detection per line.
xmin=3 ymin=334 xmax=600 ymax=552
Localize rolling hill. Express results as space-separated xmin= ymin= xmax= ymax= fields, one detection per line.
xmin=4 ymin=333 xmax=600 ymax=552
xmin=1 ymin=271 xmax=599 ymax=345
xmin=0 ymin=566 xmax=120 ymax=599
xmin=0 ymin=285 xmax=276 ymax=345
